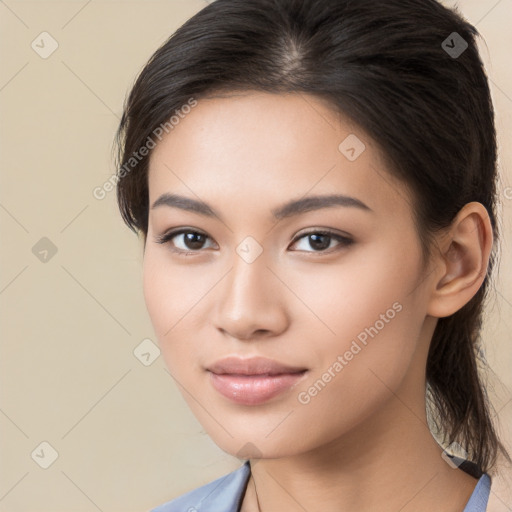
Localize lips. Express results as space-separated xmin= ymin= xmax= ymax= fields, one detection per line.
xmin=207 ymin=356 xmax=307 ymax=376
xmin=206 ymin=356 xmax=308 ymax=405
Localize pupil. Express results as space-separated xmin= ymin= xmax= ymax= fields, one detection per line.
xmin=185 ymin=232 xmax=205 ymax=249
xmin=310 ymin=234 xmax=330 ymax=250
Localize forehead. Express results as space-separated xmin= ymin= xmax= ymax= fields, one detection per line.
xmin=147 ymin=91 xmax=413 ymax=219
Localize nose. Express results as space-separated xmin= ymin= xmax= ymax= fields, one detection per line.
xmin=213 ymin=250 xmax=289 ymax=341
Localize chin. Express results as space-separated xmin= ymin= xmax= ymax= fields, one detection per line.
xmin=200 ymin=422 xmax=311 ymax=461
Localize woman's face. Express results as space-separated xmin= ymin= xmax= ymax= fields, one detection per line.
xmin=144 ymin=91 xmax=436 ymax=459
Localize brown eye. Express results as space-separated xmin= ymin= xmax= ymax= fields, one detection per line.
xmin=290 ymin=230 xmax=353 ymax=253
xmin=155 ymin=229 xmax=215 ymax=253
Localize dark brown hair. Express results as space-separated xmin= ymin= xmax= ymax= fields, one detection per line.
xmin=115 ymin=0 xmax=509 ymax=473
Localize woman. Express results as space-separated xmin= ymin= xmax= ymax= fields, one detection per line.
xmin=115 ymin=0 xmax=509 ymax=510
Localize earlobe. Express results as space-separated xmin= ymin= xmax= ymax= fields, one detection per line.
xmin=427 ymin=202 xmax=493 ymax=318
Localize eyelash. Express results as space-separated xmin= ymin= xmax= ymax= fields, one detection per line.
xmin=155 ymin=228 xmax=354 ymax=256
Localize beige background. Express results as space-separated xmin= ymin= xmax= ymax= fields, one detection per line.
xmin=0 ymin=0 xmax=511 ymax=511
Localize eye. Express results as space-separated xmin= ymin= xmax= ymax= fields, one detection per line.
xmin=289 ymin=230 xmax=353 ymax=253
xmin=155 ymin=228 xmax=216 ymax=254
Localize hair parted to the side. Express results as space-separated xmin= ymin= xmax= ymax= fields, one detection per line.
xmin=115 ymin=0 xmax=510 ymax=473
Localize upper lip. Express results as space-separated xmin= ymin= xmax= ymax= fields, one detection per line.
xmin=207 ymin=356 xmax=307 ymax=376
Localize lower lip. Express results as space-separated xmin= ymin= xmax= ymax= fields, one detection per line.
xmin=208 ymin=371 xmax=307 ymax=405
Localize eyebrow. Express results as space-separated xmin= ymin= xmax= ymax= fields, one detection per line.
xmin=151 ymin=192 xmax=372 ymax=221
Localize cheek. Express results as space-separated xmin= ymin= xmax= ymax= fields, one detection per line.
xmin=142 ymin=251 xmax=191 ymax=368
xmin=142 ymin=249 xmax=219 ymax=378
xmin=142 ymin=249 xmax=204 ymax=336
xmin=289 ymin=247 xmax=424 ymax=423
xmin=285 ymin=242 xmax=421 ymax=358
xmin=142 ymin=252 xmax=169 ymax=335
xmin=296 ymin=301 xmax=419 ymax=419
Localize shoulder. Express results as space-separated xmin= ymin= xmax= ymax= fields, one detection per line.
xmin=150 ymin=462 xmax=251 ymax=512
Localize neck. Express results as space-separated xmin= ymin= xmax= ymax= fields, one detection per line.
xmin=243 ymin=358 xmax=478 ymax=512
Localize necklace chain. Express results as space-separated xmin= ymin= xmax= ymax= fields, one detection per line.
xmin=252 ymin=472 xmax=262 ymax=512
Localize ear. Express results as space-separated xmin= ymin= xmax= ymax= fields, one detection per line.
xmin=427 ymin=202 xmax=493 ymax=318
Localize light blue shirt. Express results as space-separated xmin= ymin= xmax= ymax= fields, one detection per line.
xmin=151 ymin=460 xmax=491 ymax=512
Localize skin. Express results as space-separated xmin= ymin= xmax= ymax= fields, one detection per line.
xmin=143 ymin=91 xmax=493 ymax=512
